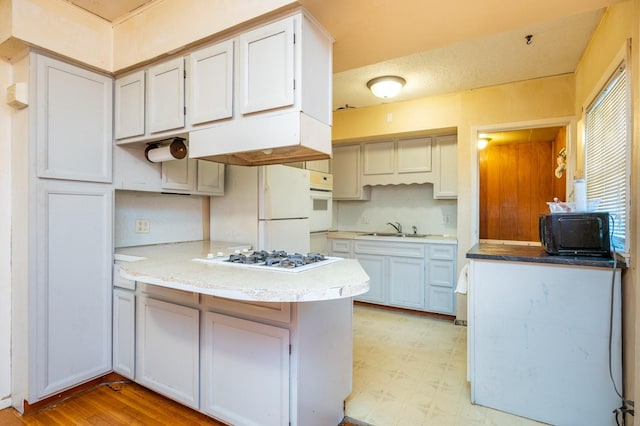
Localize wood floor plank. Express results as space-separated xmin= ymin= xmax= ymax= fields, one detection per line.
xmin=0 ymin=380 xmax=358 ymax=425
xmin=0 ymin=381 xmax=227 ymax=426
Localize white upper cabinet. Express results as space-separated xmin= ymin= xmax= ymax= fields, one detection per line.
xmin=433 ymin=134 xmax=458 ymax=199
xmin=188 ymin=40 xmax=234 ymax=125
xmin=397 ymin=137 xmax=432 ymax=173
xmin=332 ymin=144 xmax=370 ymax=201
xmin=333 ymin=135 xmax=457 ymax=199
xmin=361 ymin=137 xmax=433 ymax=185
xmin=112 ymin=10 xmax=332 ymax=166
xmin=239 ymin=17 xmax=295 ymax=115
xmin=114 ymin=70 xmax=145 ymax=139
xmin=363 ymin=141 xmax=395 ymax=175
xmin=162 ymin=157 xmax=225 ymax=196
xmin=36 ymin=55 xmax=112 ymax=183
xmin=147 ymin=57 xmax=185 ymax=133
xmin=196 ymin=160 xmax=225 ymax=195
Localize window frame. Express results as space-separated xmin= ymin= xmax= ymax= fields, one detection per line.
xmin=582 ymin=42 xmax=632 ymax=261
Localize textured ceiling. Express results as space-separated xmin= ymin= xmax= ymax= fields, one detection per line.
xmin=67 ymin=0 xmax=621 ymax=133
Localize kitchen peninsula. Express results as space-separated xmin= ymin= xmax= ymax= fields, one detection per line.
xmin=466 ymin=242 xmax=623 ymax=425
xmin=114 ymin=240 xmax=369 ymax=426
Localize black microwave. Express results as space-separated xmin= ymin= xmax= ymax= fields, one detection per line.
xmin=539 ymin=212 xmax=611 ymax=256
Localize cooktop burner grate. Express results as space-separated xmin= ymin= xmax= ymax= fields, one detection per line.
xmin=194 ymin=250 xmax=342 ymax=272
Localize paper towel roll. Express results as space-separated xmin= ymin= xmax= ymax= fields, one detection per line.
xmin=574 ymin=179 xmax=587 ymax=212
xmin=145 ymin=139 xmax=187 ymax=163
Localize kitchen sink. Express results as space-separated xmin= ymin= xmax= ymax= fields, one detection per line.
xmin=363 ymin=232 xmax=429 ymax=238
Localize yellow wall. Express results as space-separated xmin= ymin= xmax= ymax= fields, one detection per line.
xmin=574 ymin=0 xmax=639 ymax=412
xmin=0 ymin=0 xmax=296 ymax=72
xmin=112 ymin=0 xmax=296 ymax=72
xmin=332 ymin=75 xmax=575 ymax=303
xmin=0 ymin=0 xmax=111 ymax=68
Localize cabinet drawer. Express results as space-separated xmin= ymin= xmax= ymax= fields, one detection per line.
xmin=354 ymin=241 xmax=425 ymax=258
xmin=331 ymin=239 xmax=353 ymax=254
xmin=113 ymin=262 xmax=136 ymax=290
xmin=139 ymin=282 xmax=199 ymax=305
xmin=202 ymin=296 xmax=291 ymax=324
xmin=429 ymin=261 xmax=455 ymax=288
xmin=429 ymin=244 xmax=455 ymax=260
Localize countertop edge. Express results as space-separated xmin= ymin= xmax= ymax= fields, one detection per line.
xmin=115 ymin=241 xmax=371 ymax=302
xmin=466 ymin=243 xmax=625 ymax=269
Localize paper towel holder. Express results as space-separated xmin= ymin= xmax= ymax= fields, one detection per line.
xmin=144 ymin=137 xmax=188 ymax=163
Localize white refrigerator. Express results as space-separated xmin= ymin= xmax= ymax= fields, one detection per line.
xmin=210 ymin=164 xmax=311 ymax=253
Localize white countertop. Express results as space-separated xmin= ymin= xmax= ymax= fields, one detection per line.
xmin=115 ymin=240 xmax=370 ymax=302
xmin=327 ymin=231 xmax=457 ymax=244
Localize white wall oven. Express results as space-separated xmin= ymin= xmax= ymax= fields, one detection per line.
xmin=309 ymin=171 xmax=333 ymax=233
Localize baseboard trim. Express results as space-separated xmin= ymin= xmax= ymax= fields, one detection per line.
xmin=0 ymin=398 xmax=11 ymax=410
xmin=22 ymin=372 xmax=127 ymax=415
xmin=354 ymin=301 xmax=456 ymax=322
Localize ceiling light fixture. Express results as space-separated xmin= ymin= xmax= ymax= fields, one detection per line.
xmin=477 ymin=138 xmax=491 ymax=150
xmin=367 ymin=76 xmax=406 ymax=99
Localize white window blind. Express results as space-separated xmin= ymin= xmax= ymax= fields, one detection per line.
xmin=584 ymin=61 xmax=629 ymax=254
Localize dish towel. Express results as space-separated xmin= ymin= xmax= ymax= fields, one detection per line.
xmin=455 ymin=263 xmax=469 ymax=294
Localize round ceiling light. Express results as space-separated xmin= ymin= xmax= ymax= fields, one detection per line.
xmin=367 ymin=76 xmax=406 ymax=99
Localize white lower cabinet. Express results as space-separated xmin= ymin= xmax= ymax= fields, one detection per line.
xmin=136 ymin=296 xmax=200 ymax=409
xmin=389 ymin=256 xmax=425 ymax=310
xmin=201 ymin=312 xmax=290 ymax=426
xmin=347 ymin=238 xmax=456 ymax=315
xmin=353 ymin=254 xmax=386 ymax=304
xmin=113 ymin=288 xmax=135 ymax=380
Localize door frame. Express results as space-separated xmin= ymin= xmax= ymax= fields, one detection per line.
xmin=470 ymin=116 xmax=577 ymax=246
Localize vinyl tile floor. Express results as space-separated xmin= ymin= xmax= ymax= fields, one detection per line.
xmin=345 ymin=305 xmax=545 ymax=426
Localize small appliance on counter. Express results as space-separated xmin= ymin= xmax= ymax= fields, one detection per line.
xmin=539 ymin=212 xmax=610 ymax=256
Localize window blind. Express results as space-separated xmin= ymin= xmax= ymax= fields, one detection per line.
xmin=585 ymin=62 xmax=629 ymax=254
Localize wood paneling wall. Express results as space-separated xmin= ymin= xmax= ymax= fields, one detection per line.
xmin=480 ymin=139 xmax=565 ymax=242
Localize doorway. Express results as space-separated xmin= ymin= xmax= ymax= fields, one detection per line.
xmin=477 ymin=124 xmax=570 ymax=243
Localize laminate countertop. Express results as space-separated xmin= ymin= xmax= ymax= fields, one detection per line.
xmin=466 ymin=242 xmax=625 ymax=269
xmin=114 ymin=240 xmax=370 ymax=302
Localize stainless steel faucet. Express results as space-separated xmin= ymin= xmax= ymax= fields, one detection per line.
xmin=387 ymin=222 xmax=402 ymax=233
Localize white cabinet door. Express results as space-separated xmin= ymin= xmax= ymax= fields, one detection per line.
xmin=434 ymin=135 xmax=457 ymax=199
xmin=161 ymin=158 xmax=224 ymax=195
xmin=35 ymin=181 xmax=113 ymax=399
xmin=397 ymin=137 xmax=432 ymax=173
xmin=196 ymin=160 xmax=225 ymax=195
xmin=239 ymin=16 xmax=295 ymax=114
xmin=136 ymin=297 xmax=200 ymax=409
xmin=202 ymin=311 xmax=290 ymax=426
xmin=114 ymin=70 xmax=145 ymax=139
xmin=388 ymin=256 xmax=425 ymax=310
xmin=332 ymin=144 xmax=369 ymax=200
xmin=354 ymin=254 xmax=386 ymax=304
xmin=36 ymin=55 xmax=112 ymax=183
xmin=188 ymin=40 xmax=234 ymax=125
xmin=113 ymin=288 xmax=135 ymax=380
xmin=363 ymin=141 xmax=394 ymax=175
xmin=147 ymin=57 xmax=185 ymax=133
xmin=162 ymin=157 xmax=196 ymax=191
xmin=113 ymin=145 xmax=163 ymax=192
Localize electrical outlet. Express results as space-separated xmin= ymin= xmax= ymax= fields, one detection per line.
xmin=441 ymin=215 xmax=450 ymax=225
xmin=135 ymin=219 xmax=150 ymax=234
xmin=361 ymin=215 xmax=369 ymax=224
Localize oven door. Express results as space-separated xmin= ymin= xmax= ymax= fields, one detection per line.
xmin=309 ymin=189 xmax=332 ymax=232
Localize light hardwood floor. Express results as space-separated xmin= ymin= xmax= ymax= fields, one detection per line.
xmin=0 ymin=381 xmax=225 ymax=425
